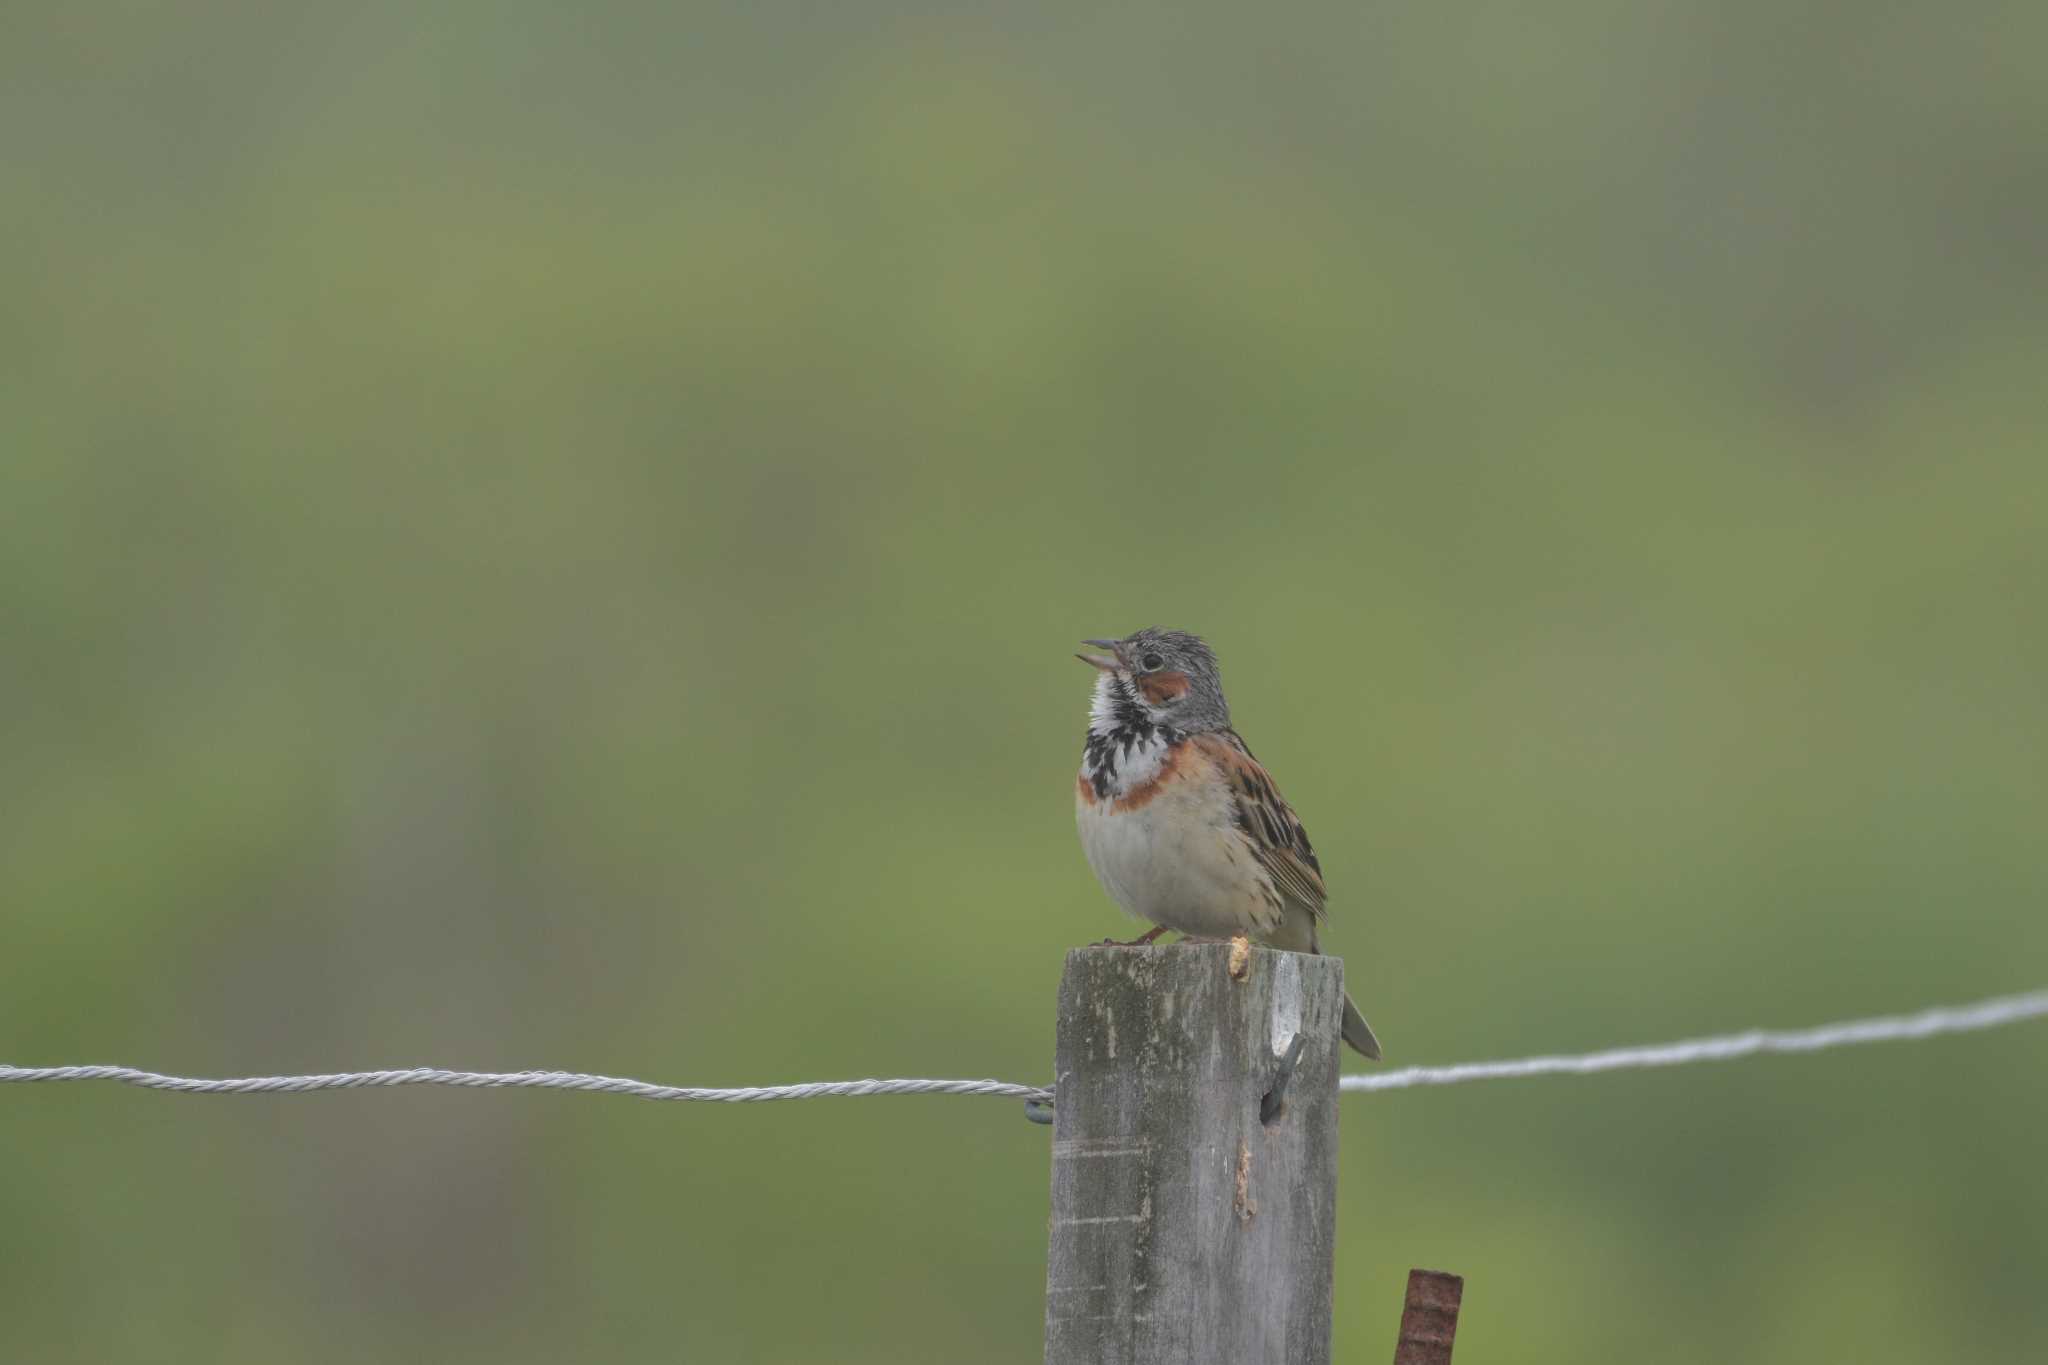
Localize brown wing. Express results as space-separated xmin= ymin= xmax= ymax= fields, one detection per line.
xmin=1208 ymin=730 xmax=1329 ymax=923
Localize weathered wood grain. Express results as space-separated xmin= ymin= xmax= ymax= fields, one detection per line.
xmin=1043 ymin=943 xmax=1344 ymax=1365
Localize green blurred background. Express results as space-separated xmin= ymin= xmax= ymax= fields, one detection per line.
xmin=5 ymin=2 xmax=2046 ymax=1360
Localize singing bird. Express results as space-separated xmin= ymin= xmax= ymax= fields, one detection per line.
xmin=1073 ymin=627 xmax=1382 ymax=1059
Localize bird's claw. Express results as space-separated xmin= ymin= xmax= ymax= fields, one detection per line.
xmin=1097 ymin=925 xmax=1170 ymax=948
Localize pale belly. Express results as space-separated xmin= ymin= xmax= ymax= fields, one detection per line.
xmin=1075 ymin=775 xmax=1277 ymax=938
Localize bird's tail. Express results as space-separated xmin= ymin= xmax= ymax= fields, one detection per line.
xmin=1341 ymin=993 xmax=1383 ymax=1061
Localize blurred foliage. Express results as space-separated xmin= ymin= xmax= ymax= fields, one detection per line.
xmin=4 ymin=2 xmax=2046 ymax=1361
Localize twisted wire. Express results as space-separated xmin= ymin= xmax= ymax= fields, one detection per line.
xmin=6 ymin=986 xmax=2043 ymax=1109
xmin=1341 ymin=986 xmax=2048 ymax=1092
xmin=0 ymin=1064 xmax=1054 ymax=1103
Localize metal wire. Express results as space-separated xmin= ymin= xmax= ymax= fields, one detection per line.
xmin=1340 ymin=986 xmax=2048 ymax=1092
xmin=0 ymin=1065 xmax=1054 ymax=1103
xmin=4 ymin=985 xmax=2043 ymax=1111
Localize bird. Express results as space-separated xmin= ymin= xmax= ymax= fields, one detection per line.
xmin=1073 ymin=627 xmax=1382 ymax=1060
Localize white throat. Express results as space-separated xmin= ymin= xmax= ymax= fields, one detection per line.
xmin=1087 ymin=672 xmax=1127 ymax=737
xmin=1080 ymin=673 xmax=1178 ymax=799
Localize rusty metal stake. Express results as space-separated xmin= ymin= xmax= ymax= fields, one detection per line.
xmin=1393 ymin=1269 xmax=1464 ymax=1365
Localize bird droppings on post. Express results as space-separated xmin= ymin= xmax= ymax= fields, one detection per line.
xmin=1266 ymin=952 xmax=1305 ymax=1052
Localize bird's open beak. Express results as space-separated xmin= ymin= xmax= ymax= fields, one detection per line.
xmin=1075 ymin=638 xmax=1123 ymax=671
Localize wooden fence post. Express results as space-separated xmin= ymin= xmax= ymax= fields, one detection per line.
xmin=1043 ymin=942 xmax=1344 ymax=1365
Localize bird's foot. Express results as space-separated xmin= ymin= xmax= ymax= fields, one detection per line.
xmin=1097 ymin=925 xmax=1170 ymax=948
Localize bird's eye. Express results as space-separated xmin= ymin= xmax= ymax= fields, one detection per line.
xmin=1140 ymin=652 xmax=1165 ymax=671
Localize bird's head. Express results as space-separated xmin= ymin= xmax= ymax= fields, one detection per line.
xmin=1075 ymin=627 xmax=1231 ymax=733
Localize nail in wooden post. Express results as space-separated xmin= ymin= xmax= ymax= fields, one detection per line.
xmin=1043 ymin=943 xmax=1344 ymax=1365
xmin=1393 ymin=1269 xmax=1464 ymax=1365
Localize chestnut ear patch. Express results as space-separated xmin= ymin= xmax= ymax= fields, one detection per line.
xmin=1138 ymin=671 xmax=1190 ymax=705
